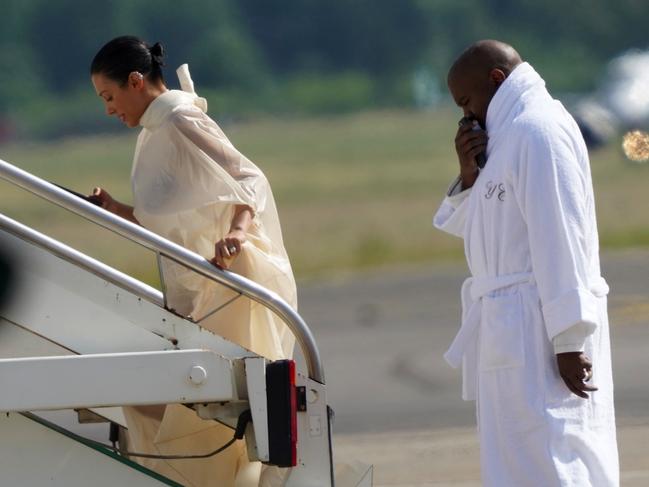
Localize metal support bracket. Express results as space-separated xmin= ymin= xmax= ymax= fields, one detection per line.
xmin=0 ymin=349 xmax=238 ymax=412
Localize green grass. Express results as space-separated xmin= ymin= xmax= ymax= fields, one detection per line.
xmin=1 ymin=109 xmax=647 ymax=285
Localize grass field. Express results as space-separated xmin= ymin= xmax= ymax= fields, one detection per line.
xmin=1 ymin=108 xmax=648 ymax=285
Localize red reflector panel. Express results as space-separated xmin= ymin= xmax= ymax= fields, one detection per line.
xmin=266 ymin=359 xmax=298 ymax=467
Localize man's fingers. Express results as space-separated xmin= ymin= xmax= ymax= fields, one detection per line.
xmin=458 ymin=139 xmax=487 ymax=166
xmin=581 ymin=357 xmax=593 ymax=370
xmin=463 ymin=136 xmax=488 ymax=152
xmin=456 ymin=131 xmax=486 ymax=147
xmin=467 ymin=143 xmax=488 ymax=158
xmin=556 ymin=352 xmax=598 ymax=398
xmin=580 ymin=382 xmax=599 ymax=392
xmin=456 ymin=124 xmax=474 ymax=136
xmin=562 ymin=373 xmax=599 ymax=398
xmin=574 ymin=370 xmax=598 ymax=391
xmin=580 ymin=366 xmax=594 ymax=382
xmin=573 ymin=378 xmax=598 ymax=394
xmin=458 ymin=137 xmax=488 ymax=157
xmin=561 ymin=375 xmax=589 ymax=398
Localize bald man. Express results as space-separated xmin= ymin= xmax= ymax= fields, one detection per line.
xmin=434 ymin=41 xmax=618 ymax=486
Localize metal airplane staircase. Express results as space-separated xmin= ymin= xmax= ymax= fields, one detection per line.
xmin=0 ymin=158 xmax=373 ymax=487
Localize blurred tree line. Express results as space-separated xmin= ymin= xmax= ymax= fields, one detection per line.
xmin=1 ymin=0 xmax=648 ymax=139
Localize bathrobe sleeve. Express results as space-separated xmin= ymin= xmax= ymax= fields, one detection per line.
xmin=552 ymin=323 xmax=589 ymax=353
xmin=433 ymin=176 xmax=472 ymax=238
xmin=514 ymin=124 xmax=600 ymax=342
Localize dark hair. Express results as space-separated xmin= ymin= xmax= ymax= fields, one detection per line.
xmin=91 ymin=36 xmax=165 ymax=85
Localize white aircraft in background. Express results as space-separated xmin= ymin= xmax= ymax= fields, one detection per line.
xmin=573 ymin=49 xmax=649 ymax=149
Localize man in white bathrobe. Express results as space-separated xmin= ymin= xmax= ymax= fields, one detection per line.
xmin=434 ymin=40 xmax=618 ymax=486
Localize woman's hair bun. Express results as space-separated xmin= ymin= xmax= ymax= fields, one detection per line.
xmin=149 ymin=42 xmax=165 ymax=66
xmin=91 ymin=36 xmax=166 ymax=84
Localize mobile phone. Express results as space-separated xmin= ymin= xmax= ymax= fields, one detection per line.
xmin=458 ymin=117 xmax=487 ymax=169
xmin=53 ymin=183 xmax=102 ymax=206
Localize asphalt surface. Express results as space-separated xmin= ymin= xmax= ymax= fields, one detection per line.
xmin=296 ymin=249 xmax=649 ymax=485
xmin=29 ymin=249 xmax=649 ymax=485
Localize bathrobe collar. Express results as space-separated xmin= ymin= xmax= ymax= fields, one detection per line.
xmin=486 ymin=62 xmax=546 ymax=133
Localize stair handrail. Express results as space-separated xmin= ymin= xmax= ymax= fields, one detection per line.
xmin=0 ymin=158 xmax=324 ymax=384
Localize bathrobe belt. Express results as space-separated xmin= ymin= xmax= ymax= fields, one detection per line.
xmin=444 ymin=272 xmax=534 ymax=400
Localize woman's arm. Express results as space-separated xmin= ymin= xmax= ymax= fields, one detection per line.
xmin=92 ymin=187 xmax=140 ymax=224
xmin=211 ymin=205 xmax=253 ymax=269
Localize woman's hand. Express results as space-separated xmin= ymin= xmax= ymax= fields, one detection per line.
xmin=91 ymin=187 xmax=119 ymax=213
xmin=212 ymin=229 xmax=247 ymax=269
xmin=90 ymin=187 xmax=139 ymax=224
xmin=212 ymin=205 xmax=253 ymax=269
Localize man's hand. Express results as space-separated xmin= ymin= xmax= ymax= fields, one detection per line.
xmin=212 ymin=229 xmax=246 ymax=269
xmin=556 ymin=351 xmax=598 ymax=398
xmin=455 ymin=121 xmax=487 ymax=189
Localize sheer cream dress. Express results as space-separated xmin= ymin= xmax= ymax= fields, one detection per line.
xmin=122 ymin=65 xmax=296 ymax=487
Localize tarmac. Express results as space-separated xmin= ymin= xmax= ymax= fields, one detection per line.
xmin=297 ymin=249 xmax=649 ymax=486
xmin=32 ymin=249 xmax=648 ymax=485
xmin=332 ymin=419 xmax=649 ymax=486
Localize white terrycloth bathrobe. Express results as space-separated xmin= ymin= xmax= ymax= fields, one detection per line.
xmin=434 ymin=63 xmax=618 ymax=486
xmin=122 ymin=65 xmax=296 ymax=487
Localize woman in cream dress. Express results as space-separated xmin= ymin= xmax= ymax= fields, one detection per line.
xmin=90 ymin=36 xmax=295 ymax=487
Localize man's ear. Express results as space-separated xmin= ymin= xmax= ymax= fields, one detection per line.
xmin=128 ymin=71 xmax=145 ymax=89
xmin=489 ymin=68 xmax=506 ymax=87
